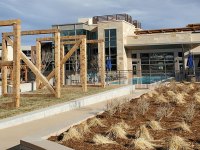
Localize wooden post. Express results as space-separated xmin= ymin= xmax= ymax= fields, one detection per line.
xmin=60 ymin=45 xmax=65 ymax=86
xmin=54 ymin=32 xmax=61 ymax=98
xmin=12 ymin=21 xmax=21 ymax=108
xmin=36 ymin=41 xmax=41 ymax=89
xmin=2 ymin=36 xmax=8 ymax=95
xmin=100 ymin=42 xmax=106 ymax=88
xmin=80 ymin=37 xmax=87 ymax=92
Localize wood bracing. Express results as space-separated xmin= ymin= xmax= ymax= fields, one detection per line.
xmin=36 ymin=36 xmax=105 ymax=88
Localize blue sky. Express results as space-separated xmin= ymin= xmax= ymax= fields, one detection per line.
xmin=0 ymin=0 xmax=200 ymax=45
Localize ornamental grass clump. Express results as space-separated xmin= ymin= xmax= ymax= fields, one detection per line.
xmin=168 ymin=135 xmax=192 ymax=150
xmin=131 ymin=138 xmax=159 ymax=150
xmin=136 ymin=125 xmax=153 ymax=141
xmin=182 ymin=103 xmax=196 ymax=123
xmin=88 ymin=117 xmax=106 ymax=128
xmin=173 ymin=122 xmax=192 ymax=133
xmin=62 ymin=127 xmax=82 ymax=141
xmin=146 ymin=120 xmax=163 ymax=131
xmin=107 ymin=124 xmax=127 ymax=139
xmin=93 ymin=134 xmax=117 ymax=145
xmin=137 ymin=98 xmax=150 ymax=115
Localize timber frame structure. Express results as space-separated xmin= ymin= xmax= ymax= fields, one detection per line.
xmin=1 ymin=23 xmax=62 ymax=107
xmin=36 ymin=35 xmax=105 ymax=91
xmin=0 ymin=19 xmax=21 ymax=108
xmin=0 ymin=19 xmax=105 ymax=108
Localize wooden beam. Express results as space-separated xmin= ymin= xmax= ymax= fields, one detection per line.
xmin=39 ymin=40 xmax=82 ymax=89
xmin=20 ymin=51 xmax=56 ymax=95
xmin=36 ymin=35 xmax=87 ymax=42
xmin=0 ymin=19 xmax=20 ymax=26
xmin=2 ymin=36 xmax=8 ymax=95
xmin=36 ymin=41 xmax=41 ymax=89
xmin=100 ymin=42 xmax=106 ymax=88
xmin=0 ymin=61 xmax=13 ymax=67
xmin=61 ymin=39 xmax=104 ymax=45
xmin=80 ymin=37 xmax=87 ymax=92
xmin=4 ymin=29 xmax=59 ymax=36
xmin=12 ymin=22 xmax=21 ymax=108
xmin=54 ymin=32 xmax=61 ymax=98
xmin=60 ymin=45 xmax=65 ymax=86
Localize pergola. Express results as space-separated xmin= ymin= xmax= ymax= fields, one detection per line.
xmin=36 ymin=36 xmax=105 ymax=91
xmin=0 ymin=19 xmax=106 ymax=108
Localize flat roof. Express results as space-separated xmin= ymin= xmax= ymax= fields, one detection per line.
xmin=136 ymin=24 xmax=200 ymax=35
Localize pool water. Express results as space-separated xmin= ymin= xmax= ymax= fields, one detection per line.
xmin=110 ymin=76 xmax=170 ymax=85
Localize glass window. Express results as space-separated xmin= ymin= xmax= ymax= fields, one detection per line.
xmin=178 ymin=52 xmax=183 ymax=57
xmin=132 ymin=54 xmax=137 ymax=59
xmin=104 ymin=29 xmax=117 ymax=71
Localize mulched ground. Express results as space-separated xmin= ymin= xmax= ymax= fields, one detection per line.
xmin=49 ymin=82 xmax=200 ymax=150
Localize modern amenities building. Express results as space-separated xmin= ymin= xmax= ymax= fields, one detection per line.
xmin=52 ymin=13 xmax=200 ymax=79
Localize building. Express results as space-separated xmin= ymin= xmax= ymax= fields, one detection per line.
xmin=52 ymin=14 xmax=200 ymax=80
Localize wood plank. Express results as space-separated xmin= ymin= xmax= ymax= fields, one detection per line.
xmin=4 ymin=29 xmax=59 ymax=36
xmin=39 ymin=40 xmax=81 ymax=89
xmin=2 ymin=37 xmax=8 ymax=95
xmin=0 ymin=19 xmax=20 ymax=26
xmin=20 ymin=51 xmax=56 ymax=95
xmin=36 ymin=41 xmax=41 ymax=89
xmin=80 ymin=37 xmax=87 ymax=92
xmin=54 ymin=32 xmax=61 ymax=98
xmin=12 ymin=23 xmax=21 ymax=108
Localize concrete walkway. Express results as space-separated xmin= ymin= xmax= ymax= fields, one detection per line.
xmin=0 ymin=89 xmax=148 ymax=150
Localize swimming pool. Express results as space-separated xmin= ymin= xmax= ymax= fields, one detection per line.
xmin=110 ymin=76 xmax=170 ymax=85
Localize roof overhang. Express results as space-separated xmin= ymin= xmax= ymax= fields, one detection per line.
xmin=125 ymin=42 xmax=200 ymax=51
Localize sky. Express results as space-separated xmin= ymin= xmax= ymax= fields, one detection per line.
xmin=0 ymin=0 xmax=200 ymax=45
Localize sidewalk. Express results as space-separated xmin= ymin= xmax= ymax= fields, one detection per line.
xmin=0 ymin=89 xmax=148 ymax=150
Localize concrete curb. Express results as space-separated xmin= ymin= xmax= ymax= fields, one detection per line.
xmin=0 ymin=85 xmax=135 ymax=130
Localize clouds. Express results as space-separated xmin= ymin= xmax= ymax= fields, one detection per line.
xmin=0 ymin=0 xmax=199 ymax=44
